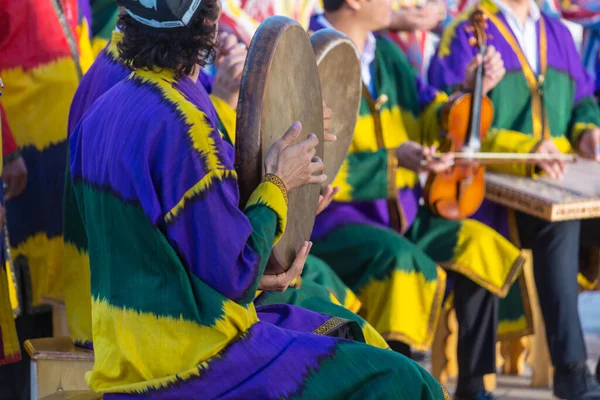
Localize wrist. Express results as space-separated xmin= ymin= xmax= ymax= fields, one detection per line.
xmin=262 ymin=173 xmax=288 ymax=205
xmin=3 ymin=150 xmax=21 ymax=167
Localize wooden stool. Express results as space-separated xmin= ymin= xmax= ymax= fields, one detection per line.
xmin=40 ymin=297 xmax=70 ymax=338
xmin=25 ymin=337 xmax=94 ymax=399
xmin=40 ymin=391 xmax=101 ymax=400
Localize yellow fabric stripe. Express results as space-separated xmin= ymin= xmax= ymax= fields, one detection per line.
xmin=330 ymin=158 xmax=352 ymax=201
xmin=77 ymin=19 xmax=95 ymax=74
xmin=446 ymin=219 xmax=523 ymax=297
xmin=133 ymin=69 xmax=224 ymax=172
xmin=12 ymin=234 xmax=64 ymax=305
xmin=246 ymin=181 xmax=288 ymax=245
xmin=210 ymin=95 xmax=237 ymax=143
xmin=164 ymin=169 xmax=237 ymax=223
xmin=0 ymin=266 xmax=20 ymax=363
xmin=343 ymin=289 xmax=362 ymax=314
xmin=482 ymin=129 xmax=541 ymax=176
xmin=87 ymin=298 xmax=258 ymax=393
xmin=481 ymin=6 xmax=547 ymax=139
xmin=63 ymin=242 xmax=92 ymax=345
xmin=497 ymin=315 xmax=529 ymax=338
xmin=107 ymin=31 xmax=124 ymax=58
xmin=0 ymin=57 xmax=79 ymax=150
xmin=358 ymin=267 xmax=446 ymax=351
xmin=91 ymin=38 xmax=110 ymax=58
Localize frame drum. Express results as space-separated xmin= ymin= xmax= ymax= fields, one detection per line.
xmin=236 ymin=16 xmax=324 ymax=274
xmin=310 ymin=29 xmax=361 ymax=186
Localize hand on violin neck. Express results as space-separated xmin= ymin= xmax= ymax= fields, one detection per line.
xmin=578 ymin=128 xmax=600 ymax=163
xmin=396 ymin=141 xmax=454 ymax=173
xmin=534 ymin=139 xmax=566 ymax=180
xmin=463 ymin=45 xmax=506 ymax=95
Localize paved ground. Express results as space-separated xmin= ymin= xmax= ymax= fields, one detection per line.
xmin=423 ymin=292 xmax=600 ymax=399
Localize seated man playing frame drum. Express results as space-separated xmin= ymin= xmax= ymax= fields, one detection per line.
xmin=68 ymin=0 xmax=448 ymax=397
xmin=428 ymin=0 xmax=600 ymax=398
xmin=310 ymin=1 xmax=523 ymax=399
xmin=63 ymin=12 xmax=388 ymax=353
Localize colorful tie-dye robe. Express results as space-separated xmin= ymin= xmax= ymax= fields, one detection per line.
xmin=0 ymin=0 xmax=93 ymax=312
xmin=64 ymin=32 xmax=386 ymax=351
xmin=309 ymin=15 xmax=524 ymax=350
xmin=69 ymin=65 xmax=448 ymax=399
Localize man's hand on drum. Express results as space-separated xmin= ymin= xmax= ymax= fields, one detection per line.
xmin=534 ymin=139 xmax=566 ymax=180
xmin=264 ymin=122 xmax=327 ymax=191
xmin=258 ymin=241 xmax=312 ymax=292
xmin=396 ymin=141 xmax=454 ymax=173
xmin=464 ymin=46 xmax=506 ymax=95
xmin=323 ymin=102 xmax=335 ymax=143
xmin=578 ymin=128 xmax=600 ymax=162
xmin=211 ymin=41 xmax=247 ymax=109
xmin=317 ymin=185 xmax=340 ymax=216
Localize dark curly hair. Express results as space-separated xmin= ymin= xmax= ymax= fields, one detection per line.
xmin=117 ymin=0 xmax=220 ymax=76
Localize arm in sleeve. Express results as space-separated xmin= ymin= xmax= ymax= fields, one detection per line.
xmin=160 ymin=110 xmax=287 ymax=305
xmin=332 ymin=149 xmax=392 ymax=202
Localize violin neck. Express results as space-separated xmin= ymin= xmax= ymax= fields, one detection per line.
xmin=466 ymin=45 xmax=487 ymax=149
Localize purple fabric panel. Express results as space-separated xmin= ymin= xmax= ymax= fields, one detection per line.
xmin=78 ymin=0 xmax=92 ymax=34
xmin=312 ymin=199 xmax=390 ymax=240
xmin=103 ymin=321 xmax=338 ymax=400
xmin=256 ymin=304 xmax=334 ymax=333
xmin=399 ymin=186 xmax=421 ymax=229
xmin=68 ymin=47 xmax=129 ymax=137
xmin=198 ymin=70 xmax=214 ymax=94
xmin=164 ymin=173 xmax=262 ymax=301
xmin=313 ymin=187 xmax=421 ymax=239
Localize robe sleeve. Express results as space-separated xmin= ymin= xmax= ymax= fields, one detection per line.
xmin=161 ymin=108 xmax=287 ymax=305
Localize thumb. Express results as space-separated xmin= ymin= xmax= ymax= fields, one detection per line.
xmin=279 ymin=122 xmax=302 ymax=147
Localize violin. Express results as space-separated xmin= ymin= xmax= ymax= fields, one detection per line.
xmin=423 ymin=8 xmax=491 ymax=220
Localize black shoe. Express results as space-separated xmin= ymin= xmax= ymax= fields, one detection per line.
xmin=555 ymin=362 xmax=600 ymax=399
xmin=454 ymin=391 xmax=496 ymax=400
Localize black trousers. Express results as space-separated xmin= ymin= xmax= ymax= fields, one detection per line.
xmin=516 ymin=213 xmax=600 ymax=366
xmin=452 ymin=273 xmax=498 ymax=386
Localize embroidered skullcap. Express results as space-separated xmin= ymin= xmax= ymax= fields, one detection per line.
xmin=117 ymin=0 xmax=202 ymax=29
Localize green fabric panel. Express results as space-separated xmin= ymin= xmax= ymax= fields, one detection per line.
xmin=498 ymin=280 xmax=526 ymax=323
xmin=346 ymin=150 xmax=388 ymax=201
xmin=373 ymin=38 xmax=422 ymax=117
xmin=489 ymin=68 xmax=583 ymax=138
xmin=311 ymin=223 xmax=439 ymax=293
xmin=545 ymin=68 xmax=576 ymax=139
xmin=405 ymin=207 xmax=460 ymax=264
xmin=239 ymin=200 xmax=279 ymax=305
xmin=74 ymin=182 xmax=228 ymax=325
xmin=63 ymin=155 xmax=88 ymax=251
xmin=295 ymin=340 xmax=445 ymax=400
xmin=301 ymin=255 xmax=350 ymax=306
xmin=489 ymin=71 xmax=534 ymax=135
xmin=217 ymin=116 xmax=234 ymax=147
xmin=91 ymin=0 xmax=119 ymax=40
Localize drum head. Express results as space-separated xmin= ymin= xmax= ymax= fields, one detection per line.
xmin=311 ymin=29 xmax=361 ymax=186
xmin=236 ymin=16 xmax=324 ymax=274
